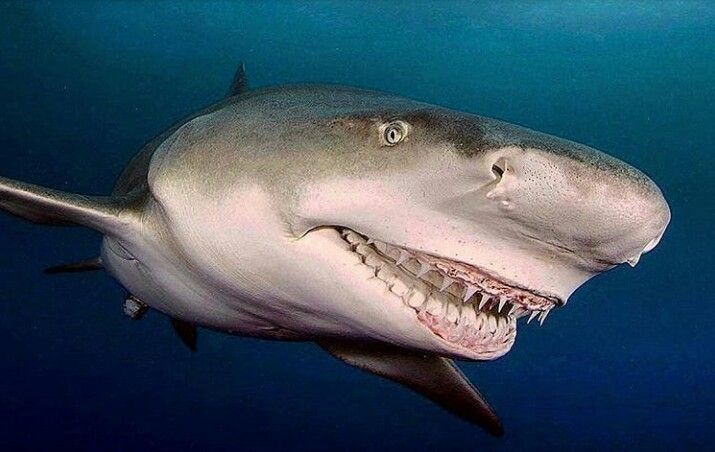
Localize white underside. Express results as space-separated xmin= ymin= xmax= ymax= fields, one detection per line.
xmin=100 ymin=185 xmax=579 ymax=360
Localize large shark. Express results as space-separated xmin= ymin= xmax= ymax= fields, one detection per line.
xmin=0 ymin=65 xmax=670 ymax=436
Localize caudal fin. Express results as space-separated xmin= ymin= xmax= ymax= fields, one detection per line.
xmin=0 ymin=176 xmax=137 ymax=236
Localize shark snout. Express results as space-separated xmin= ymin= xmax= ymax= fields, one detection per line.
xmin=495 ymin=146 xmax=671 ymax=270
xmin=619 ymin=179 xmax=671 ymax=266
xmin=573 ymin=159 xmax=671 ymax=267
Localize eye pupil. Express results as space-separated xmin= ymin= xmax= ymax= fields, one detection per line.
xmin=383 ymin=122 xmax=405 ymax=145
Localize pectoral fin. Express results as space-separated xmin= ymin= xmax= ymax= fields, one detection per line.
xmin=318 ymin=340 xmax=503 ymax=436
xmin=170 ymin=318 xmax=198 ymax=352
xmin=0 ymin=176 xmax=135 ymax=235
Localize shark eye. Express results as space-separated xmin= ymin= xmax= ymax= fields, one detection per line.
xmin=382 ymin=121 xmax=407 ymax=146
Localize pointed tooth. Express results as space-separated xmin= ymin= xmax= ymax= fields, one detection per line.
xmin=488 ymin=315 xmax=497 ymax=333
xmin=538 ymin=310 xmax=549 ymax=326
xmin=508 ymin=303 xmax=517 ymax=315
xmin=498 ymin=296 xmax=507 ymax=312
xmin=440 ymin=276 xmax=455 ymax=292
xmin=396 ymin=250 xmax=411 ymax=266
xmin=366 ymin=237 xmax=375 ymax=245
xmin=416 ymin=261 xmax=431 ymax=278
xmin=478 ymin=294 xmax=490 ymax=310
xmin=373 ymin=240 xmax=388 ymax=254
xmin=527 ymin=310 xmax=538 ymax=324
xmin=463 ymin=285 xmax=478 ymax=303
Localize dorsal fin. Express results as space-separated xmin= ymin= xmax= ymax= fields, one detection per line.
xmin=227 ymin=62 xmax=249 ymax=97
xmin=319 ymin=340 xmax=504 ymax=436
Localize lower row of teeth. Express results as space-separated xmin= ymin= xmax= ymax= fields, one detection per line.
xmin=341 ymin=230 xmax=552 ymax=337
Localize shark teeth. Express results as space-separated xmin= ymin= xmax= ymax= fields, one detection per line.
xmin=339 ymin=227 xmax=560 ymax=352
xmin=478 ymin=295 xmax=490 ymax=310
xmin=463 ymin=285 xmax=478 ymax=302
xmin=527 ymin=310 xmax=539 ymax=324
xmin=538 ymin=310 xmax=549 ymax=326
xmin=396 ymin=250 xmax=411 ymax=266
xmin=440 ymin=276 xmax=455 ymax=292
xmin=416 ymin=262 xmax=431 ymax=278
xmin=498 ymin=296 xmax=507 ymax=312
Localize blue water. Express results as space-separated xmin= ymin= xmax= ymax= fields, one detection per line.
xmin=0 ymin=2 xmax=712 ymax=450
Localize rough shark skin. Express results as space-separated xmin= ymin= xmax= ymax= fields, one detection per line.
xmin=0 ymin=66 xmax=670 ymax=436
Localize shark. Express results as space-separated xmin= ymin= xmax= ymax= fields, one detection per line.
xmin=0 ymin=64 xmax=670 ymax=436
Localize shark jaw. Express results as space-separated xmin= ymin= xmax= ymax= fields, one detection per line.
xmin=337 ymin=228 xmax=564 ymax=360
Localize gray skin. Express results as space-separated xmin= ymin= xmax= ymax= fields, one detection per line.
xmin=0 ymin=67 xmax=670 ymax=436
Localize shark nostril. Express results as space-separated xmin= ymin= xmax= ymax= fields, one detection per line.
xmin=491 ymin=158 xmax=508 ymax=179
xmin=491 ymin=163 xmax=504 ymax=179
xmin=487 ymin=158 xmax=515 ymax=210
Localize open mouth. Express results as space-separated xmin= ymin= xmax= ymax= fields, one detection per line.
xmin=338 ymin=228 xmax=564 ymax=358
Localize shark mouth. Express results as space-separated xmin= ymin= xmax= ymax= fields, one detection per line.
xmin=339 ymin=228 xmax=563 ymax=358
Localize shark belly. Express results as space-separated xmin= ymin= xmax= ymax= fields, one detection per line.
xmin=100 ymin=232 xmax=298 ymax=340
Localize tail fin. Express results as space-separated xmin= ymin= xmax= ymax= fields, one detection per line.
xmin=0 ymin=176 xmax=137 ymax=236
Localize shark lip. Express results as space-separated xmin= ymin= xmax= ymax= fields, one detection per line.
xmin=338 ymin=228 xmax=563 ymax=358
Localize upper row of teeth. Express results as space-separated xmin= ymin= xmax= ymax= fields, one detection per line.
xmin=341 ymin=230 xmax=552 ymax=325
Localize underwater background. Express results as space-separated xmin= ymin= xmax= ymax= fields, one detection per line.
xmin=0 ymin=1 xmax=712 ymax=450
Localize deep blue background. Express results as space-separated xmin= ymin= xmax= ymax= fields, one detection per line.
xmin=0 ymin=2 xmax=712 ymax=450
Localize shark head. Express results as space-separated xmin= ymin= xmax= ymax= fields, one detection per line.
xmin=262 ymin=89 xmax=672 ymax=360
xmin=135 ymin=85 xmax=670 ymax=362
